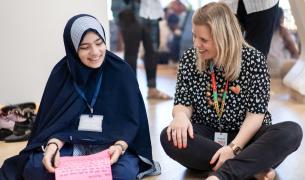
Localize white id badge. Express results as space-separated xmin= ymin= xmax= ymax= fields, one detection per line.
xmin=214 ymin=132 xmax=228 ymax=146
xmin=78 ymin=114 xmax=103 ymax=132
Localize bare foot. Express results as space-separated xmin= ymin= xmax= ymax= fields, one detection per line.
xmin=255 ymin=169 xmax=276 ymax=180
xmin=147 ymin=88 xmax=173 ymax=100
xmin=205 ymin=175 xmax=219 ymax=180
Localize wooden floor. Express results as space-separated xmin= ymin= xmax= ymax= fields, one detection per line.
xmin=1 ymin=64 xmax=305 ymax=180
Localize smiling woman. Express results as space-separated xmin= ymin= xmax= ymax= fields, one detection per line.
xmin=160 ymin=2 xmax=302 ymax=180
xmin=78 ymin=32 xmax=107 ymax=69
xmin=0 ymin=14 xmax=160 ymax=180
xmin=192 ymin=24 xmax=217 ymax=62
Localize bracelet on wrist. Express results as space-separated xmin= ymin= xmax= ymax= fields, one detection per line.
xmin=45 ymin=142 xmax=59 ymax=167
xmin=41 ymin=142 xmax=59 ymax=152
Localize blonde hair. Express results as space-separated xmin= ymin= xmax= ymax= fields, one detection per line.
xmin=192 ymin=2 xmax=248 ymax=81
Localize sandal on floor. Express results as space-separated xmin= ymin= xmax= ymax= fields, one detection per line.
xmin=147 ymin=90 xmax=173 ymax=100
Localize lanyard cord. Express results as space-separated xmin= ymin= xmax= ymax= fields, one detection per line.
xmin=67 ymin=61 xmax=103 ymax=115
xmin=72 ymin=72 xmax=103 ymax=115
xmin=209 ymin=62 xmax=229 ymax=131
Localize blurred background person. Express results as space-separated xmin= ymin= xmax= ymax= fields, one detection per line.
xmin=267 ymin=7 xmax=300 ymax=78
xmin=221 ymin=0 xmax=279 ymax=57
xmin=157 ymin=0 xmax=194 ymax=68
xmin=112 ymin=0 xmax=172 ymax=100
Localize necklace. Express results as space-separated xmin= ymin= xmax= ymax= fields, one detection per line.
xmin=209 ymin=62 xmax=229 ymax=119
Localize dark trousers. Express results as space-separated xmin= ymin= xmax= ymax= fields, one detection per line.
xmin=119 ymin=18 xmax=158 ymax=88
xmin=22 ymin=146 xmax=139 ymax=180
xmin=237 ymin=0 xmax=279 ymax=56
xmin=160 ymin=121 xmax=303 ymax=180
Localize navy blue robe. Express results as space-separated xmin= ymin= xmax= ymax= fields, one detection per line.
xmin=0 ymin=14 xmax=159 ymax=180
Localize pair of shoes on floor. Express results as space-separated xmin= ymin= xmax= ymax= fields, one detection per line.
xmin=147 ymin=89 xmax=173 ymax=100
xmin=4 ymin=114 xmax=36 ymax=142
xmin=0 ymin=102 xmax=36 ymax=142
xmin=0 ymin=102 xmax=36 ymax=117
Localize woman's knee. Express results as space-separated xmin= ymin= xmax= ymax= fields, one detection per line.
xmin=285 ymin=121 xmax=302 ymax=146
xmin=160 ymin=127 xmax=168 ymax=146
xmin=112 ymin=152 xmax=139 ymax=180
xmin=276 ymin=121 xmax=303 ymax=149
xmin=23 ymin=153 xmax=54 ymax=180
xmin=160 ymin=127 xmax=174 ymax=154
xmin=112 ymin=164 xmax=138 ymax=180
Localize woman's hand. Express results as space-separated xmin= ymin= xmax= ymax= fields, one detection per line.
xmin=167 ymin=113 xmax=194 ymax=149
xmin=42 ymin=139 xmax=64 ymax=173
xmin=108 ymin=141 xmax=128 ymax=165
xmin=210 ymin=146 xmax=234 ymax=171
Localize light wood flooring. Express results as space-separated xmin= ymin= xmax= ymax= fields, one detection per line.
xmin=1 ymin=64 xmax=305 ymax=180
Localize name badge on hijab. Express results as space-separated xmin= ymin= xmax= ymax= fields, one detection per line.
xmin=78 ymin=114 xmax=103 ymax=132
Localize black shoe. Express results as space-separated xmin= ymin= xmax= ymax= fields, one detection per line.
xmin=1 ymin=102 xmax=36 ymax=118
xmin=4 ymin=130 xmax=31 ymax=142
xmin=0 ymin=128 xmax=13 ymax=141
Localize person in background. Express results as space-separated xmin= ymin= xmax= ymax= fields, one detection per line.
xmin=168 ymin=0 xmax=194 ymax=60
xmin=157 ymin=7 xmax=172 ymax=65
xmin=221 ymin=0 xmax=279 ymax=57
xmin=0 ymin=14 xmax=160 ymax=180
xmin=166 ymin=12 xmax=182 ymax=65
xmin=267 ymin=7 xmax=300 ymax=77
xmin=160 ymin=2 xmax=302 ymax=180
xmin=168 ymin=0 xmax=187 ymax=29
xmin=112 ymin=0 xmax=172 ymax=100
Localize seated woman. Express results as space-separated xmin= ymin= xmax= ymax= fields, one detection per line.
xmin=160 ymin=2 xmax=303 ymax=180
xmin=0 ymin=14 xmax=160 ymax=180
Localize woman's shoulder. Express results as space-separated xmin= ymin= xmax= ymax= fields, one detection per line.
xmin=49 ymin=57 xmax=69 ymax=76
xmin=181 ymin=47 xmax=197 ymax=64
xmin=105 ymin=51 xmax=125 ymax=65
xmin=105 ymin=51 xmax=132 ymax=71
xmin=182 ymin=47 xmax=196 ymax=56
xmin=178 ymin=48 xmax=200 ymax=76
xmin=242 ymin=45 xmax=266 ymax=66
xmin=104 ymin=50 xmax=137 ymax=79
xmin=242 ymin=45 xmax=265 ymax=58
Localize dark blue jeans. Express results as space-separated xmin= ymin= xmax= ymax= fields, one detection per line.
xmin=160 ymin=121 xmax=303 ymax=180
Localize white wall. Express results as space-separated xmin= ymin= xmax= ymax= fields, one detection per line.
xmin=0 ymin=0 xmax=109 ymax=104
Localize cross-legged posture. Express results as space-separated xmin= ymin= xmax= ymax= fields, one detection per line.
xmin=0 ymin=14 xmax=160 ymax=180
xmin=160 ymin=3 xmax=302 ymax=180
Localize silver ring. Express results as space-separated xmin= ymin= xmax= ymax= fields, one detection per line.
xmin=172 ymin=129 xmax=176 ymax=133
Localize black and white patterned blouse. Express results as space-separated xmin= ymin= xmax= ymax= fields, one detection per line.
xmin=174 ymin=46 xmax=272 ymax=131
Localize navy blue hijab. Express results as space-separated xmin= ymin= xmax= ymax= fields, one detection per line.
xmin=0 ymin=14 xmax=157 ymax=179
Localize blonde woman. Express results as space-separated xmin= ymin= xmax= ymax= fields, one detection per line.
xmin=160 ymin=2 xmax=302 ymax=180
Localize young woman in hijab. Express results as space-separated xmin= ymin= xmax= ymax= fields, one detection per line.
xmin=0 ymin=14 xmax=160 ymax=180
xmin=160 ymin=2 xmax=302 ymax=180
